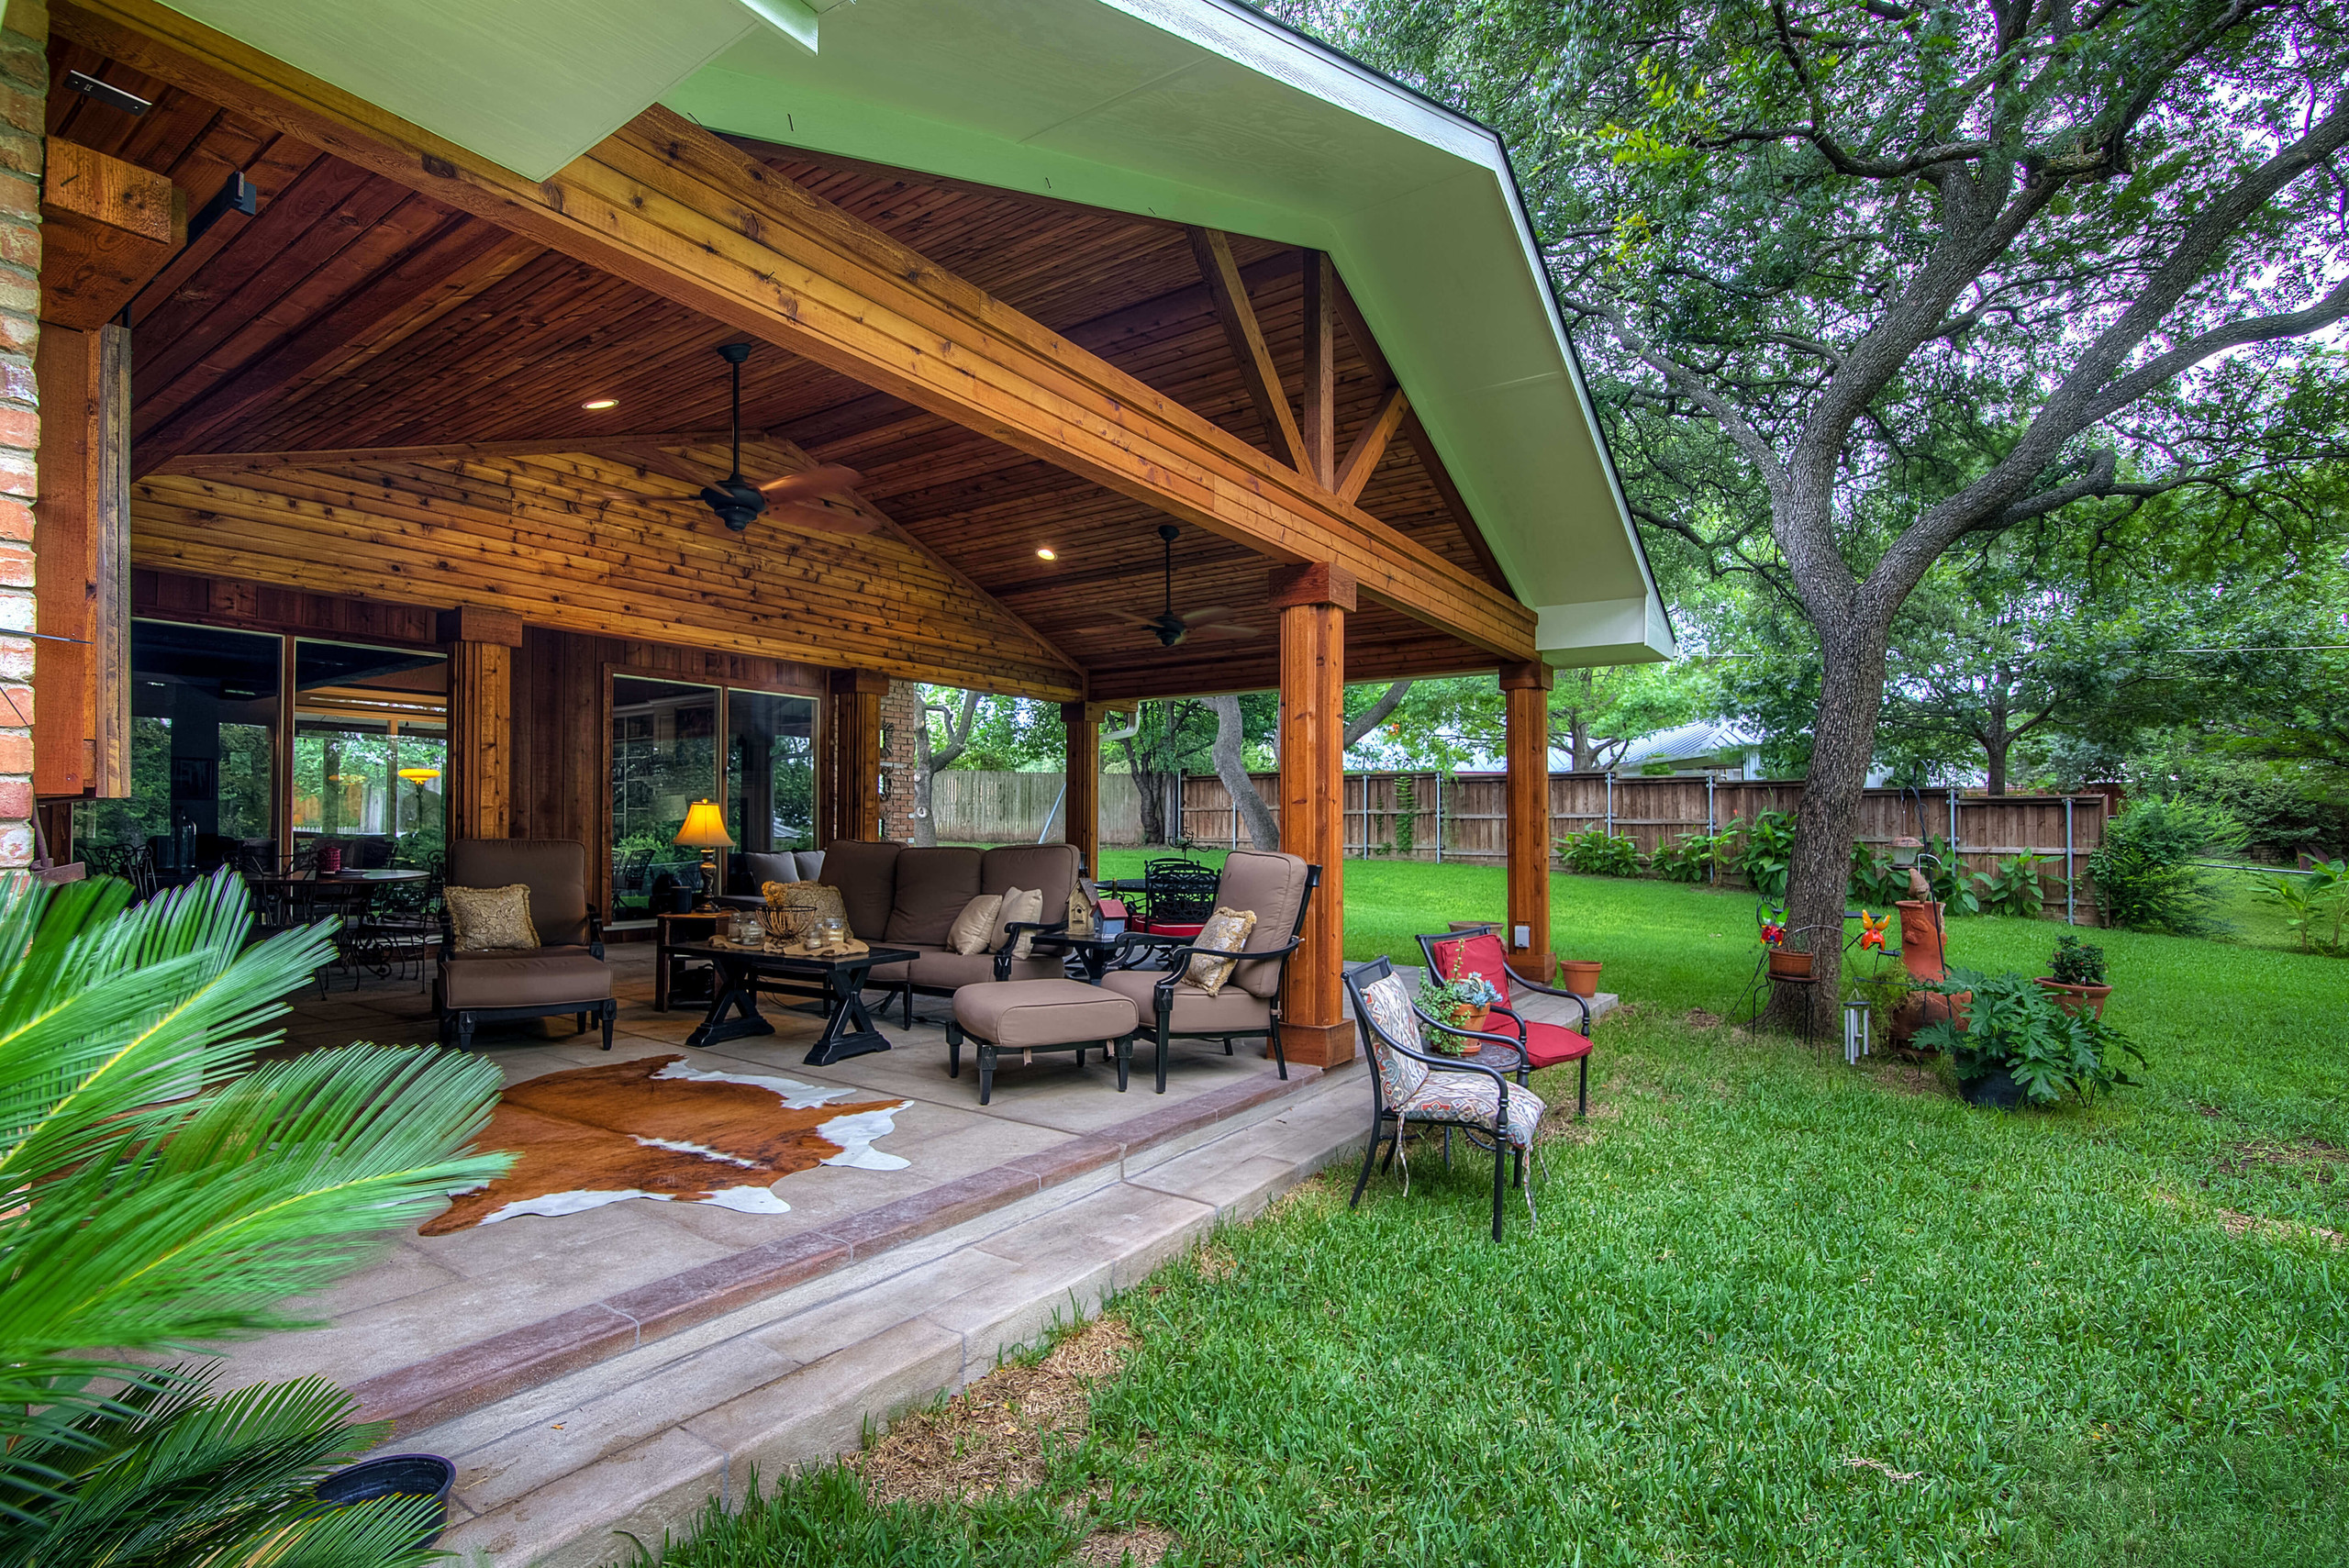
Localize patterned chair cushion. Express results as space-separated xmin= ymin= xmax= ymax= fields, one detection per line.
xmin=1358 ymin=972 xmax=1428 ymax=1110
xmin=1398 ymin=1073 xmax=1547 ymax=1150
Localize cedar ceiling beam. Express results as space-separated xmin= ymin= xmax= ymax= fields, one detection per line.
xmin=1299 ymin=250 xmax=1335 ymax=486
xmin=1187 ymin=227 xmax=1310 ymax=476
xmin=1334 ymin=384 xmax=1408 ymax=506
xmin=39 ymin=137 xmax=185 ymax=328
xmin=61 ymin=0 xmax=1533 ymax=660
xmin=132 ymin=219 xmax=535 ymax=473
xmin=158 ymin=430 xmax=743 ymax=473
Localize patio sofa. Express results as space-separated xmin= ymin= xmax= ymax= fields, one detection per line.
xmin=816 ymin=841 xmax=1078 ymax=1019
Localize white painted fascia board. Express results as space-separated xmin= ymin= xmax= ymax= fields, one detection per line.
xmin=1535 ymin=597 xmax=1677 ymax=668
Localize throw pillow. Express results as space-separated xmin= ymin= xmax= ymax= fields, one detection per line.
xmin=1181 ymin=906 xmax=1258 ymax=995
xmin=445 ymin=884 xmax=538 ymax=951
xmin=993 ymin=886 xmax=1045 ymax=959
xmin=948 ymin=894 xmax=1005 ymax=956
xmin=764 ymin=881 xmax=848 ymax=940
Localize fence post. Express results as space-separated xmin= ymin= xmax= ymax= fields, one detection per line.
xmin=1946 ymin=787 xmax=1958 ymax=855
xmin=2064 ymin=795 xmax=2076 ymax=926
xmin=1434 ymin=772 xmax=1444 ymax=864
xmin=1605 ymin=772 xmax=1615 ymax=838
xmin=1706 ymin=773 xmax=1717 ymax=884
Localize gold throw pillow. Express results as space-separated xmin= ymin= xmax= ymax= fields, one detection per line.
xmin=1182 ymin=906 xmax=1258 ymax=995
xmin=993 ymin=886 xmax=1045 ymax=959
xmin=763 ymin=880 xmax=847 ymax=940
xmin=949 ymin=894 xmax=1005 ymax=956
xmin=445 ymin=884 xmax=539 ymax=951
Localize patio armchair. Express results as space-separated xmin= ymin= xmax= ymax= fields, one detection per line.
xmin=1127 ymin=857 xmax=1219 ymax=943
xmin=1090 ymin=850 xmax=1318 ymax=1091
xmin=1342 ymin=956 xmax=1545 ymax=1242
xmin=1417 ymin=927 xmax=1594 ymax=1117
xmin=437 ymin=839 xmax=616 ymax=1051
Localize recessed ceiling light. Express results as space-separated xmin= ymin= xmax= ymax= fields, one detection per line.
xmin=1036 ymin=547 xmax=1057 ymax=561
xmin=583 ymin=397 xmax=618 ymax=410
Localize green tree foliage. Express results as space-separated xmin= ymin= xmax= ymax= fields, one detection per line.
xmin=0 ymin=871 xmax=510 ymax=1559
xmin=2089 ymin=797 xmax=2246 ymax=933
xmin=1275 ymin=0 xmax=2349 ymax=1027
xmin=1348 ymin=665 xmax=1712 ymax=772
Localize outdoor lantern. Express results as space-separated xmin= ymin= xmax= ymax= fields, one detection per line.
xmin=673 ymin=799 xmax=734 ymax=911
xmin=1890 ymin=836 xmax=1922 ymax=868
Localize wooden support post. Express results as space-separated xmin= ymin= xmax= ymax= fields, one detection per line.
xmin=440 ymin=606 xmax=521 ymax=840
xmin=1061 ymin=700 xmax=1103 ymax=876
xmin=1273 ymin=562 xmax=1355 ymax=1068
xmin=825 ymin=669 xmax=887 ymax=844
xmin=1300 ymin=250 xmax=1335 ymax=487
xmin=1502 ymin=661 xmax=1555 ymax=983
xmin=31 ymin=324 xmax=129 ymax=798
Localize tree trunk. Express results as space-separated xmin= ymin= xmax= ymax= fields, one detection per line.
xmin=1767 ymin=625 xmax=1890 ymax=1033
xmin=1343 ymin=679 xmax=1412 ymax=748
xmin=1983 ymin=684 xmax=2009 ymax=795
xmin=1207 ymin=695 xmax=1280 ymax=851
xmin=912 ymin=690 xmax=979 ymax=848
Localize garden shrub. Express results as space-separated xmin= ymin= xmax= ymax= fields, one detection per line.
xmin=1971 ymin=851 xmax=2054 ymax=918
xmin=2088 ymin=797 xmax=2244 ymax=934
xmin=2255 ymin=858 xmax=2349 ymax=955
xmin=1732 ymin=810 xmax=1797 ymax=897
xmin=1560 ymin=828 xmax=1643 ymax=877
xmin=1653 ymin=829 xmax=1731 ymax=883
xmin=1847 ymin=842 xmax=1909 ymax=907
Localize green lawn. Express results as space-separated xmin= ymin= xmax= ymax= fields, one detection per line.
xmin=646 ymin=866 xmax=2349 ymax=1567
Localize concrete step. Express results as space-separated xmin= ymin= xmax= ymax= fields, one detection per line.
xmin=408 ymin=1062 xmax=1374 ymax=1567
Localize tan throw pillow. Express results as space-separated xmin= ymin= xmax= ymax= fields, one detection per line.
xmin=1182 ymin=906 xmax=1258 ymax=995
xmin=445 ymin=884 xmax=538 ymax=951
xmin=993 ymin=886 xmax=1045 ymax=959
xmin=948 ymin=894 xmax=1004 ymax=956
xmin=763 ymin=881 xmax=847 ymax=940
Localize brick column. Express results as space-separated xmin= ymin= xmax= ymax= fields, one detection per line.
xmin=0 ymin=2 xmax=42 ymax=868
xmin=1273 ymin=562 xmax=1353 ymax=1068
xmin=876 ymin=679 xmax=919 ymax=841
xmin=1501 ymin=661 xmax=1555 ymax=982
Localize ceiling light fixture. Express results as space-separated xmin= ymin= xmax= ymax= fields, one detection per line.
xmin=1036 ymin=547 xmax=1057 ymax=561
xmin=583 ymin=397 xmax=618 ymax=410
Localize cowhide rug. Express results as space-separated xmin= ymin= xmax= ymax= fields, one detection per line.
xmin=425 ymin=1054 xmax=911 ymax=1234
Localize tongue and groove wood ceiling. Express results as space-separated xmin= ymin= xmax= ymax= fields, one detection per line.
xmin=50 ymin=39 xmax=1510 ymax=703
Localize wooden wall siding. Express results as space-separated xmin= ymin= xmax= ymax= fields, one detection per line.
xmin=46 ymin=13 xmax=1512 ymax=699
xmin=133 ymin=567 xmax=442 ymax=645
xmin=128 ymin=451 xmax=1084 ymax=699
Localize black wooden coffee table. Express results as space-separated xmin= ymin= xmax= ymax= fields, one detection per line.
xmin=677 ymin=941 xmax=918 ymax=1065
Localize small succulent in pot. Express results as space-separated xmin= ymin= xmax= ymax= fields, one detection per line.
xmin=1417 ymin=965 xmax=1504 ymax=1054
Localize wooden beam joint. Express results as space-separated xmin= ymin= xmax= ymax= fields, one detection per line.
xmin=1268 ymin=562 xmax=1358 ymax=613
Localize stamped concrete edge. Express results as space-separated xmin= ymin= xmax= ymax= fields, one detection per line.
xmin=349 ymin=1064 xmax=1325 ymax=1432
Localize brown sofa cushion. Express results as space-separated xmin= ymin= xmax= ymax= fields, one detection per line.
xmin=1209 ymin=850 xmax=1310 ymax=998
xmin=1097 ymin=967 xmax=1274 ymax=1031
xmin=980 ymin=844 xmax=1078 ymax=906
xmin=885 ymin=847 xmax=983 ymax=947
xmin=952 ymin=979 xmax=1138 ymax=1050
xmin=447 ymin=839 xmax=595 ymax=946
xmin=818 ymin=840 xmax=901 ymax=943
xmin=440 ymin=949 xmax=613 ymax=1009
xmin=907 ymin=950 xmax=1065 ymax=989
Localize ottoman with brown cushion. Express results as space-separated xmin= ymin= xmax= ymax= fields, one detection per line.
xmin=945 ymin=980 xmax=1141 ymax=1105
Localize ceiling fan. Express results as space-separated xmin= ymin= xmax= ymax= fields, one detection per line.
xmin=599 ymin=342 xmax=870 ymax=534
xmin=1102 ymin=524 xmax=1261 ymax=647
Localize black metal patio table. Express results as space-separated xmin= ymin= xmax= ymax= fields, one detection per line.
xmin=677 ymin=940 xmax=918 ymax=1065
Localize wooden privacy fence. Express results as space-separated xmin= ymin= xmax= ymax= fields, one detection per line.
xmin=929 ymin=769 xmax=2110 ymax=920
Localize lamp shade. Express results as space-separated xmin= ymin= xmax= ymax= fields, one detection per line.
xmin=1889 ymin=836 xmax=1922 ymax=869
xmin=674 ymin=799 xmax=734 ymax=850
xmin=397 ymin=766 xmax=441 ymax=784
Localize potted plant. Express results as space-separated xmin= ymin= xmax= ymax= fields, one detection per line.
xmin=1557 ymin=959 xmax=1603 ymax=997
xmin=1759 ymin=906 xmax=1812 ymax=977
xmin=1915 ymin=967 xmax=2141 ymax=1109
xmin=1417 ymin=964 xmax=1504 ymax=1054
xmin=2036 ymin=935 xmax=2111 ymax=1017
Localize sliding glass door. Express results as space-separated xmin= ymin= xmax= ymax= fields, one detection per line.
xmin=609 ymin=676 xmax=719 ymax=923
xmin=726 ymin=690 xmax=818 ymax=863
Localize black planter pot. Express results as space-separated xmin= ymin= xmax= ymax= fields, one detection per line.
xmin=314 ymin=1453 xmax=455 ymax=1550
xmin=1958 ymin=1068 xmax=2026 ymax=1110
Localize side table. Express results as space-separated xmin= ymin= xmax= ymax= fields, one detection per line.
xmin=655 ymin=910 xmax=729 ymax=1011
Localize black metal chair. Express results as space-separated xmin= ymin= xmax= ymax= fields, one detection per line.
xmin=1128 ymin=857 xmax=1219 ymax=952
xmin=1342 ymin=955 xmax=1546 ymax=1242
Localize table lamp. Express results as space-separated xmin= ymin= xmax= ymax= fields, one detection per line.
xmin=674 ymin=799 xmax=734 ymax=911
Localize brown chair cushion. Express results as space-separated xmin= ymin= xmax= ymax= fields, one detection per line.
xmin=1210 ymin=850 xmax=1310 ymax=998
xmin=440 ymin=949 xmax=613 ymax=1009
xmin=885 ymin=847 xmax=983 ymax=947
xmin=908 ymin=950 xmax=1065 ymax=990
xmin=1097 ymin=967 xmax=1274 ymax=1031
xmin=979 ymin=843 xmax=1079 ymax=906
xmin=818 ymin=840 xmax=901 ymax=943
xmin=952 ymin=979 xmax=1138 ymax=1050
xmin=448 ymin=839 xmax=594 ymax=947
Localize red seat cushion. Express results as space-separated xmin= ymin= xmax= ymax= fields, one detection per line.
xmin=1133 ymin=920 xmax=1205 ymax=940
xmin=1425 ymin=931 xmax=1515 ymax=1006
xmin=1522 ymin=1019 xmax=1591 ymax=1067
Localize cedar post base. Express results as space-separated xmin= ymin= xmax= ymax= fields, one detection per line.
xmin=1275 ymin=1018 xmax=1354 ymax=1069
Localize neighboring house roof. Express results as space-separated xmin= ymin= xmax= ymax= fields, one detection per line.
xmin=1613 ymin=719 xmax=1759 ymax=770
xmin=155 ymin=0 xmax=1675 ymax=669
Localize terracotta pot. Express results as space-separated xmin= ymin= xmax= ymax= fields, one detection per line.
xmin=1895 ymin=901 xmax=1947 ymax=983
xmin=1450 ymin=1003 xmax=1490 ymax=1047
xmin=1558 ymin=960 xmax=1603 ymax=998
xmin=1766 ymin=949 xmax=1814 ymax=980
xmin=2035 ymin=979 xmax=2110 ymax=1018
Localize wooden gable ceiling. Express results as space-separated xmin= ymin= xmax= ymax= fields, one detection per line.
xmin=51 ymin=39 xmax=1510 ymax=701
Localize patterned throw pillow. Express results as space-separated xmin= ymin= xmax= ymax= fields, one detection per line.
xmin=993 ymin=887 xmax=1045 ymax=958
xmin=1358 ymin=972 xmax=1428 ymax=1110
xmin=445 ymin=884 xmax=538 ymax=951
xmin=949 ymin=894 xmax=1005 ymax=956
xmin=763 ymin=881 xmax=847 ymax=940
xmin=1181 ymin=906 xmax=1258 ymax=995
